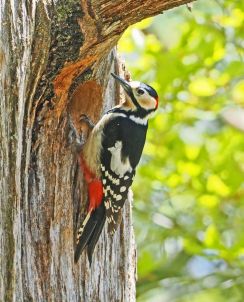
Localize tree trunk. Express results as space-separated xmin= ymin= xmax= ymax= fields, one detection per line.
xmin=0 ymin=0 xmax=193 ymax=301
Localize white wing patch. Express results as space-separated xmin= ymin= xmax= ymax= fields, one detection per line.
xmin=108 ymin=141 xmax=132 ymax=177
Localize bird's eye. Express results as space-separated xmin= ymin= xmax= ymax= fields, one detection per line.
xmin=137 ymin=88 xmax=145 ymax=95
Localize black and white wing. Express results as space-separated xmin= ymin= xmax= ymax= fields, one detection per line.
xmin=101 ymin=114 xmax=148 ymax=234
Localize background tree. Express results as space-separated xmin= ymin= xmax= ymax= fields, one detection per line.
xmin=0 ymin=0 xmax=193 ymax=301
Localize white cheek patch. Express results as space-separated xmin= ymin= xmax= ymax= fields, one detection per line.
xmin=108 ymin=141 xmax=132 ymax=177
xmin=139 ymin=95 xmax=157 ymax=110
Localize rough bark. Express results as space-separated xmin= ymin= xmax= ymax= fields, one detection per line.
xmin=0 ymin=0 xmax=194 ymax=301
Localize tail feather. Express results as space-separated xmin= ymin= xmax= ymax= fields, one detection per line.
xmin=87 ymin=213 xmax=106 ymax=264
xmin=74 ymin=211 xmax=97 ymax=263
xmin=74 ymin=204 xmax=106 ymax=263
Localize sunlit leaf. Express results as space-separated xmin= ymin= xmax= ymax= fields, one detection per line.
xmin=184 ymin=145 xmax=201 ymax=160
xmin=232 ymin=80 xmax=244 ymax=104
xmin=177 ymin=161 xmax=201 ymax=177
xmin=207 ymin=174 xmax=230 ymax=197
xmin=204 ymin=224 xmax=220 ymax=247
xmin=198 ymin=194 xmax=219 ymax=208
xmin=189 ymin=78 xmax=216 ymax=97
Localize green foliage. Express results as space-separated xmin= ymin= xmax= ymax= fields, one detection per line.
xmin=118 ymin=0 xmax=244 ymax=301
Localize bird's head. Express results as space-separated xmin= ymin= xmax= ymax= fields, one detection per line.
xmin=111 ymin=73 xmax=158 ymax=116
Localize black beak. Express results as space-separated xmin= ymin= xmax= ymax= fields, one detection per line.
xmin=111 ymin=73 xmax=133 ymax=96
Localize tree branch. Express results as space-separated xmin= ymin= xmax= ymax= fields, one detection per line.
xmin=53 ymin=0 xmax=195 ymax=102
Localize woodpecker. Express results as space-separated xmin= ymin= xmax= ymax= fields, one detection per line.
xmin=75 ymin=73 xmax=158 ymax=263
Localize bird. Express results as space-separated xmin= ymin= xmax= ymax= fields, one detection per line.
xmin=74 ymin=73 xmax=158 ymax=264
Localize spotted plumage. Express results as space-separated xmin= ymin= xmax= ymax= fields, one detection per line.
xmin=101 ymin=164 xmax=135 ymax=233
xmin=100 ymin=113 xmax=146 ymax=234
xmin=74 ymin=73 xmax=158 ymax=264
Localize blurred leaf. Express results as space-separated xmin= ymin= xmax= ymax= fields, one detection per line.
xmin=204 ymin=224 xmax=220 ymax=247
xmin=198 ymin=194 xmax=220 ymax=208
xmin=232 ymin=80 xmax=244 ymax=104
xmin=207 ymin=174 xmax=230 ymax=197
xmin=189 ymin=78 xmax=216 ymax=97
